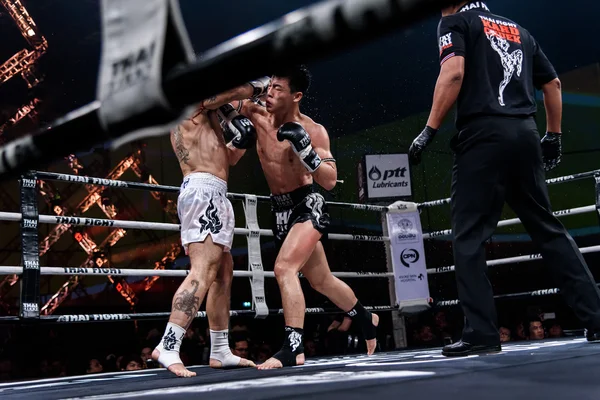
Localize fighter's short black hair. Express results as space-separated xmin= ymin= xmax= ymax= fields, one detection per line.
xmin=272 ymin=64 xmax=312 ymax=94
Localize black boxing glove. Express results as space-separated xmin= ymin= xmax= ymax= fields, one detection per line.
xmin=408 ymin=126 xmax=438 ymax=165
xmin=277 ymin=122 xmax=322 ymax=172
xmin=217 ymin=104 xmax=256 ymax=149
xmin=540 ymin=131 xmax=562 ymax=171
xmin=248 ymin=76 xmax=271 ymax=100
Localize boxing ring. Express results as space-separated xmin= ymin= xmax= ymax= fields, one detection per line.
xmin=0 ymin=165 xmax=599 ymax=399
xmin=0 ymin=0 xmax=599 ymax=397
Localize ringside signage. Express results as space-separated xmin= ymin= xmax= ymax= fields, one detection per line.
xmin=363 ymin=154 xmax=412 ymax=200
xmin=386 ymin=210 xmax=430 ymax=312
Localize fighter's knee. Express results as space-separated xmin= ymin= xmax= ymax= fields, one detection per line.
xmin=189 ymin=259 xmax=221 ymax=277
xmin=215 ymin=269 xmax=233 ymax=286
xmin=273 ymin=261 xmax=296 ymax=281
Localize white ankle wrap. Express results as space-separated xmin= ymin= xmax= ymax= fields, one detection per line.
xmin=209 ymin=329 xmax=241 ymax=368
xmin=155 ymin=322 xmax=186 ymax=368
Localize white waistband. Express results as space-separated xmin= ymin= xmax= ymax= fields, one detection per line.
xmin=181 ymin=173 xmax=227 ymax=194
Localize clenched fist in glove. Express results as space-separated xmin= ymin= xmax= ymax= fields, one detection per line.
xmin=277 ymin=122 xmax=322 ymax=172
xmin=409 ymin=126 xmax=438 ymax=165
xmin=540 ymin=132 xmax=561 ymax=172
xmin=217 ymin=104 xmax=256 ymax=149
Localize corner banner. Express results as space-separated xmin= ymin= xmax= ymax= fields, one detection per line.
xmin=386 ymin=201 xmax=430 ymax=314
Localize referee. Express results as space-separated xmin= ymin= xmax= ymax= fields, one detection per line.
xmin=408 ymin=1 xmax=600 ymax=357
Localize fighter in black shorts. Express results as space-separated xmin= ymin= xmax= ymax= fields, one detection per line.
xmin=234 ymin=65 xmax=379 ymax=369
xmin=271 ymin=185 xmax=330 ymax=247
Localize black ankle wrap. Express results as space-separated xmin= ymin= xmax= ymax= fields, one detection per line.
xmin=347 ymin=301 xmax=377 ymax=340
xmin=272 ymin=326 xmax=304 ymax=367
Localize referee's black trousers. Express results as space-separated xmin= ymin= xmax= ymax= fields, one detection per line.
xmin=450 ymin=116 xmax=600 ymax=344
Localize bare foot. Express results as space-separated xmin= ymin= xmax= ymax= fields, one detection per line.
xmin=209 ymin=357 xmax=256 ymax=368
xmin=366 ymin=313 xmax=380 ymax=355
xmin=257 ymin=353 xmax=304 ymax=370
xmin=152 ymin=349 xmax=196 ymax=378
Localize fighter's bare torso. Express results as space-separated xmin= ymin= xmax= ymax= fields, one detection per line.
xmin=241 ymin=101 xmax=321 ymax=195
xmin=170 ymin=110 xmax=230 ymax=181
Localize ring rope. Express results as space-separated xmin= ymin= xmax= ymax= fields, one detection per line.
xmin=0 ymin=0 xmax=462 ymax=182
xmin=0 ymin=266 xmax=395 ymax=279
xmin=3 ymin=168 xmax=597 ymax=320
xmin=0 ymin=211 xmax=386 ymax=242
xmin=1 ymin=202 xmax=595 ymax=244
xmin=428 ymin=244 xmax=600 ymax=275
xmin=0 ymin=305 xmax=399 ymax=324
xmin=32 ymin=169 xmax=600 ymax=212
xmin=33 ymin=171 xmax=390 ymax=212
xmin=423 ymin=205 xmax=597 ymax=239
xmin=436 ymin=282 xmax=600 ymax=307
xmin=418 ymin=169 xmax=600 ymax=209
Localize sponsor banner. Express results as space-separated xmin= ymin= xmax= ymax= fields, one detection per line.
xmin=386 ymin=210 xmax=430 ymax=308
xmin=364 ymin=154 xmax=412 ymax=199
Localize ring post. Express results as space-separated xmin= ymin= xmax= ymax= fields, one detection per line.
xmin=595 ymin=174 xmax=600 ymax=225
xmin=19 ymin=172 xmax=41 ymax=319
xmin=386 ymin=201 xmax=431 ymax=314
xmin=243 ymin=195 xmax=268 ymax=319
xmin=381 ymin=210 xmax=407 ymax=349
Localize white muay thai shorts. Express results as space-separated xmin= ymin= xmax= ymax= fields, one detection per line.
xmin=177 ymin=172 xmax=235 ymax=254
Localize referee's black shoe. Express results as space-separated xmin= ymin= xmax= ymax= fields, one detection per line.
xmin=585 ymin=329 xmax=600 ymax=342
xmin=442 ymin=340 xmax=501 ymax=357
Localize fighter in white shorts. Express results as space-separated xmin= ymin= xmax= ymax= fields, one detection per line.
xmin=151 ymin=77 xmax=270 ymax=377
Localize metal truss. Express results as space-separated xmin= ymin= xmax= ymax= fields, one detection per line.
xmin=39 ymin=155 xmax=135 ymax=314
xmin=0 ymin=0 xmax=48 ymax=88
xmin=130 ymin=159 xmax=182 ymax=292
xmin=0 ymin=98 xmax=41 ymax=136
xmin=41 ymin=229 xmax=126 ymax=315
xmin=2 ymin=147 xmax=184 ymax=315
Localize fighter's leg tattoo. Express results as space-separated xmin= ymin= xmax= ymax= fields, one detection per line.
xmin=173 ymin=280 xmax=201 ymax=319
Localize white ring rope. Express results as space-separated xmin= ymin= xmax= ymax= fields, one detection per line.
xmin=0 ymin=168 xmax=595 ymax=314
xmin=418 ymin=169 xmax=600 ymax=209
xmin=34 ymin=171 xmax=390 ymax=212
xmin=0 ymin=266 xmax=394 ymax=279
xmin=0 ymin=211 xmax=388 ymax=242
xmin=428 ymin=245 xmax=600 ymax=275
xmin=423 ymin=205 xmax=597 ymax=239
xmin=1 ymin=203 xmax=595 ymax=244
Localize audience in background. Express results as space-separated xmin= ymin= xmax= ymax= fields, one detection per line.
xmin=0 ymin=306 xmax=580 ymax=381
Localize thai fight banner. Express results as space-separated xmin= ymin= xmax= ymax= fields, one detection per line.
xmin=386 ymin=201 xmax=430 ymax=314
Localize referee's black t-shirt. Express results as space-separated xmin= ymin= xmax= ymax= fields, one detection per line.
xmin=437 ymin=2 xmax=558 ymax=128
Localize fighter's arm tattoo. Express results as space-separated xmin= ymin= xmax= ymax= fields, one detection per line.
xmin=173 ymin=279 xmax=201 ymax=319
xmin=173 ymin=127 xmax=190 ymax=164
xmin=201 ymin=95 xmax=218 ymax=109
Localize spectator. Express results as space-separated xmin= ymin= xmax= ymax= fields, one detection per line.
xmin=528 ymin=319 xmax=545 ymax=340
xmin=230 ymin=336 xmax=251 ymax=360
xmin=547 ymin=323 xmax=564 ymax=338
xmin=0 ymin=357 xmax=13 ymax=381
xmin=254 ymin=344 xmax=272 ymax=365
xmin=140 ymin=347 xmax=153 ymax=368
xmin=499 ymin=327 xmax=511 ymax=343
xmin=86 ymin=358 xmax=103 ymax=374
xmin=120 ymin=354 xmax=144 ymax=371
xmin=514 ymin=322 xmax=527 ymax=341
xmin=417 ymin=325 xmax=438 ymax=347
xmin=304 ymin=339 xmax=317 ymax=358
